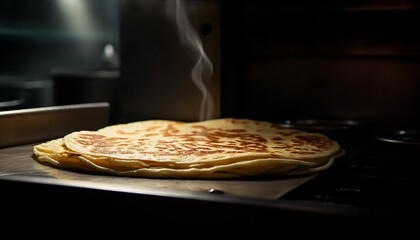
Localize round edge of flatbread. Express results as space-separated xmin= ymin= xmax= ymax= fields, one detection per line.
xmin=33 ymin=138 xmax=96 ymax=172
xmin=34 ymin=138 xmax=344 ymax=178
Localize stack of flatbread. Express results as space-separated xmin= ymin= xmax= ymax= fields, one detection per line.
xmin=33 ymin=118 xmax=341 ymax=178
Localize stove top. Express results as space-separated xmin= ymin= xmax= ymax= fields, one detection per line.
xmin=1 ymin=105 xmax=418 ymax=233
xmin=284 ymin=137 xmax=420 ymax=217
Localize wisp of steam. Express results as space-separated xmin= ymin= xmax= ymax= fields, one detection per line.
xmin=166 ymin=0 xmax=215 ymax=121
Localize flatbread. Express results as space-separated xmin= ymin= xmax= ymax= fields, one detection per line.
xmin=33 ymin=118 xmax=341 ymax=178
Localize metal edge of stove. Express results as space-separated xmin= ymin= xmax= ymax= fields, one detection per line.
xmin=2 ymin=176 xmax=413 ymax=234
xmin=1 ymin=172 xmax=399 ymax=221
xmin=0 ymin=102 xmax=110 ymax=148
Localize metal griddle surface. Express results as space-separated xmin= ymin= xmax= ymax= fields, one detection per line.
xmin=0 ymin=142 xmax=314 ymax=201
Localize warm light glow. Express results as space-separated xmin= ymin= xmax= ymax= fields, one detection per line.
xmin=56 ymin=0 xmax=95 ymax=33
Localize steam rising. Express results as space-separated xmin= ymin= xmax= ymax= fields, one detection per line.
xmin=166 ymin=0 xmax=215 ymax=121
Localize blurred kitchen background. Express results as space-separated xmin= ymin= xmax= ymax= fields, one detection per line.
xmin=0 ymin=0 xmax=119 ymax=110
xmin=2 ymin=0 xmax=420 ymax=127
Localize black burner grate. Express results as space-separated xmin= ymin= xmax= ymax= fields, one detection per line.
xmin=282 ymin=141 xmax=420 ymax=216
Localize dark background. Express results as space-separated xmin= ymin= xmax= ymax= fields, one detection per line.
xmin=221 ymin=0 xmax=420 ymax=128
